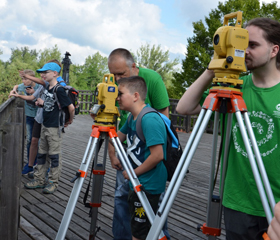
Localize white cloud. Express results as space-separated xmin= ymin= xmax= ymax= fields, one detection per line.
xmin=0 ymin=0 xmax=279 ymax=65
xmin=0 ymin=0 xmax=165 ymax=64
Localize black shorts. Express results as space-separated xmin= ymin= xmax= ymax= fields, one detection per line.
xmin=32 ymin=120 xmax=41 ymax=139
xmin=224 ymin=206 xmax=268 ymax=240
xmin=128 ymin=189 xmax=160 ymax=239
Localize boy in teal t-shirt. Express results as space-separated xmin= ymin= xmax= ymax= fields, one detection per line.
xmin=110 ymin=75 xmax=167 ymax=240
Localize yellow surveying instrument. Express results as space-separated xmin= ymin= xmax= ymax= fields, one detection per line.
xmin=56 ymin=74 xmax=167 ymax=240
xmin=90 ymin=74 xmax=120 ymax=125
xmin=208 ymin=11 xmax=248 ymax=88
xmin=147 ymin=11 xmax=275 ymax=240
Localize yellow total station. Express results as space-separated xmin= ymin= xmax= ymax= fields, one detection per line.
xmin=208 ymin=11 xmax=249 ymax=90
xmin=93 ymin=74 xmax=120 ymax=126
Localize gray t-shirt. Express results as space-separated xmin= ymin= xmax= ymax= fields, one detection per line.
xmin=33 ymin=81 xmax=49 ymax=124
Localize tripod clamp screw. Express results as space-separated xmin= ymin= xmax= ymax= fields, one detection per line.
xmin=70 ymin=171 xmax=82 ymax=183
xmin=197 ymin=224 xmax=202 ymax=232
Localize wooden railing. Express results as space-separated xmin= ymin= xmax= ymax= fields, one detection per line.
xmin=0 ymin=97 xmax=25 ymax=240
xmin=78 ymin=91 xmax=214 ymax=133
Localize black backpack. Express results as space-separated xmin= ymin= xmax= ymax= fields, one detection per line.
xmin=128 ymin=107 xmax=182 ymax=181
xmin=53 ymin=84 xmax=79 ymax=127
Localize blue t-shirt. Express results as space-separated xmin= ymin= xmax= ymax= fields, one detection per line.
xmin=17 ymin=83 xmax=40 ymax=118
xmin=120 ymin=105 xmax=167 ymax=194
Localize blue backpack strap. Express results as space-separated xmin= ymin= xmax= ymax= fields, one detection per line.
xmin=158 ymin=113 xmax=179 ymax=148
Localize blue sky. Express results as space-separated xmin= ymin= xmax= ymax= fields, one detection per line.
xmin=0 ymin=0 xmax=279 ymax=69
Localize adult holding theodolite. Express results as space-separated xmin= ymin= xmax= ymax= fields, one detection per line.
xmin=107 ymin=48 xmax=171 ymax=240
xmin=176 ymin=16 xmax=280 ymax=240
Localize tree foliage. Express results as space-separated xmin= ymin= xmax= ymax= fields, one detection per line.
xmin=133 ymin=43 xmax=180 ymax=98
xmin=0 ymin=46 xmax=64 ymax=104
xmin=72 ymin=52 xmax=108 ymax=91
xmin=173 ymin=0 xmax=280 ymax=98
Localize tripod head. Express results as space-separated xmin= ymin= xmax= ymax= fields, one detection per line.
xmin=208 ymin=11 xmax=248 ymax=90
xmin=90 ymin=74 xmax=120 ymax=126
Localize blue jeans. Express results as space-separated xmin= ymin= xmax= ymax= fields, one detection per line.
xmin=26 ymin=116 xmax=35 ymax=161
xmin=112 ymin=169 xmax=170 ymax=240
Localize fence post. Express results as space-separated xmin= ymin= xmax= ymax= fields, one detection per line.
xmin=0 ymin=98 xmax=25 ymax=240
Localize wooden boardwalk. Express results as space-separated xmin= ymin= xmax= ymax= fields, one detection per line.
xmin=18 ymin=114 xmax=224 ymax=240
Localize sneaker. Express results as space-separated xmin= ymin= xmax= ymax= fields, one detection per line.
xmin=22 ymin=163 xmax=33 ymax=175
xmin=42 ymin=182 xmax=56 ymax=194
xmin=28 ymin=172 xmax=34 ymax=179
xmin=24 ymin=179 xmax=45 ymax=189
xmin=29 ymin=168 xmax=50 ymax=179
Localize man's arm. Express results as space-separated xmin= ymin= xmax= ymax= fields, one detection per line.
xmin=64 ymin=104 xmax=75 ymax=127
xmin=157 ymin=107 xmax=169 ymax=118
xmin=123 ymin=144 xmax=163 ymax=179
xmin=176 ymin=69 xmax=214 ymax=115
xmin=108 ymin=131 xmax=126 ymax=170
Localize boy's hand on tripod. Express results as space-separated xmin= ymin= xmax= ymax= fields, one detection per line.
xmin=122 ymin=170 xmax=129 ymax=180
xmin=110 ymin=155 xmax=123 ymax=170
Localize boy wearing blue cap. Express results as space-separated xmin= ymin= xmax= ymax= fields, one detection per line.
xmin=14 ymin=60 xmax=67 ymax=175
xmin=24 ymin=62 xmax=75 ymax=194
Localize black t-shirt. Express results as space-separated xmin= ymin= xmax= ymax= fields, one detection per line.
xmin=42 ymin=85 xmax=71 ymax=127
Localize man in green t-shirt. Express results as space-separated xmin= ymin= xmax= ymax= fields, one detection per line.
xmin=176 ymin=18 xmax=280 ymax=240
xmin=107 ymin=48 xmax=170 ymax=240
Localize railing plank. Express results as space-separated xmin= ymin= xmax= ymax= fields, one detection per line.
xmin=0 ymin=98 xmax=25 ymax=240
xmin=78 ymin=92 xmax=214 ymax=133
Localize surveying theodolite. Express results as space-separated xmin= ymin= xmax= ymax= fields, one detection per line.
xmin=55 ymin=74 xmax=167 ymax=240
xmin=146 ymin=11 xmax=276 ymax=240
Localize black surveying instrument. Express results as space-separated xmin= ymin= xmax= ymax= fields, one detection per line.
xmin=55 ymin=74 xmax=167 ymax=240
xmin=146 ymin=11 xmax=276 ymax=240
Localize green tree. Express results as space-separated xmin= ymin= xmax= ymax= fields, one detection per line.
xmin=0 ymin=46 xmax=65 ymax=104
xmin=173 ymin=0 xmax=280 ymax=98
xmin=133 ymin=43 xmax=180 ymax=98
xmin=72 ymin=52 xmax=108 ymax=91
xmin=38 ymin=45 xmax=62 ymax=68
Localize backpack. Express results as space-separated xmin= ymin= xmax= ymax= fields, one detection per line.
xmin=53 ymin=83 xmax=79 ymax=127
xmin=128 ymin=107 xmax=182 ymax=181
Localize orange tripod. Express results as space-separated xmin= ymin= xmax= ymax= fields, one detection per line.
xmin=147 ymin=87 xmax=275 ymax=240
xmin=56 ymin=124 xmax=167 ymax=240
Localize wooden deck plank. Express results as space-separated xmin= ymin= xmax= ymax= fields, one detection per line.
xmin=19 ymin=114 xmax=225 ymax=240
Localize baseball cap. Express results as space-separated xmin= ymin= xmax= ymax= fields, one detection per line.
xmin=36 ymin=62 xmax=61 ymax=73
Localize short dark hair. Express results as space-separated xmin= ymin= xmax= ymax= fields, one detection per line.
xmin=245 ymin=18 xmax=280 ymax=65
xmin=118 ymin=76 xmax=147 ymax=101
xmin=108 ymin=48 xmax=135 ymax=68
